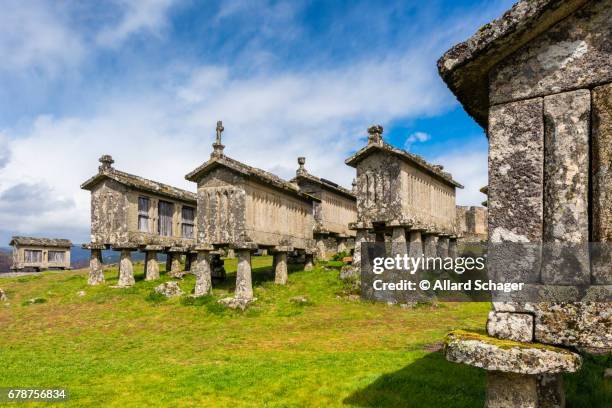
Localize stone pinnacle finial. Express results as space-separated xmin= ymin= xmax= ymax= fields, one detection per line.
xmin=98 ymin=154 xmax=114 ymax=172
xmin=212 ymin=120 xmax=225 ymax=157
xmin=351 ymin=178 xmax=357 ymax=192
xmin=367 ymin=124 xmax=384 ymax=145
xmin=297 ymin=157 xmax=306 ymax=175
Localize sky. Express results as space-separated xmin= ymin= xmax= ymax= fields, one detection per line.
xmin=0 ymin=0 xmax=516 ymax=245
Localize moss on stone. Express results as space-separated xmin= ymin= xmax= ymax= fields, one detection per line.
xmin=446 ymin=329 xmax=575 ymax=354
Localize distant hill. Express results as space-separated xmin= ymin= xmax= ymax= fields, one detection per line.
xmin=0 ymin=248 xmax=11 ymax=272
xmin=0 ymin=246 xmax=151 ymax=272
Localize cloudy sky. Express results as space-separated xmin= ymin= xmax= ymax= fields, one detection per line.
xmin=0 ymin=0 xmax=515 ymax=245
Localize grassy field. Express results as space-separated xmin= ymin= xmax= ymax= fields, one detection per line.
xmin=0 ymin=256 xmax=609 ymax=407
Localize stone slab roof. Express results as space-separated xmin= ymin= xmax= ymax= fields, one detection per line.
xmin=185 ymin=155 xmax=320 ymax=203
xmin=10 ymin=236 xmax=72 ymax=248
xmin=291 ymin=172 xmax=356 ymax=200
xmin=345 ymin=142 xmax=463 ymax=188
xmin=437 ymin=0 xmax=589 ymax=128
xmin=81 ymin=168 xmax=197 ymax=203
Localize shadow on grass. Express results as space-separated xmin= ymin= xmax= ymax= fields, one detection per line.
xmin=212 ymin=261 xmax=305 ymax=292
xmin=345 ymin=352 xmax=611 ymax=408
xmin=344 ymin=352 xmax=485 ymax=408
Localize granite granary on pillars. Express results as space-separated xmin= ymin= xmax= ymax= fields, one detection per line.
xmin=438 ymin=0 xmax=611 ymax=406
xmin=291 ymin=157 xmax=357 ymax=262
xmin=456 ymin=205 xmax=488 ymax=242
xmin=185 ymin=122 xmax=318 ymax=301
xmin=9 ymin=237 xmax=72 ymax=272
xmin=81 ymin=155 xmax=198 ymax=287
xmin=345 ymin=124 xmax=463 ymax=288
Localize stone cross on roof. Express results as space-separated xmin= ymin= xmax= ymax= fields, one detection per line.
xmin=98 ymin=154 xmax=114 ymax=172
xmin=296 ymin=156 xmax=307 ymax=175
xmin=212 ymin=120 xmax=225 ymax=157
xmin=367 ymin=124 xmax=383 ymax=145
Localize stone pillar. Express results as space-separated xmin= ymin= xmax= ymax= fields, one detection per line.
xmin=117 ymin=249 xmax=135 ymax=287
xmin=193 ymin=246 xmax=213 ymax=297
xmin=235 ymin=248 xmax=254 ymax=299
xmin=352 ymin=228 xmax=371 ymax=268
xmin=226 ymin=248 xmax=235 ymax=259
xmin=486 ymin=372 xmax=538 ymax=408
xmin=337 ymin=238 xmax=347 ymax=254
xmin=145 ymin=251 xmax=160 ymax=281
xmin=422 ymin=233 xmax=438 ymax=258
xmin=408 ymin=230 xmax=423 ymax=259
xmin=391 ymin=227 xmax=407 ymax=257
xmin=274 ymin=250 xmax=289 ymax=285
xmin=315 ymin=236 xmax=327 ymax=261
xmin=165 ymin=253 xmax=172 ymax=274
xmin=168 ymin=250 xmax=183 ymax=278
xmin=185 ymin=253 xmax=193 ymax=271
xmin=437 ymin=236 xmax=449 ymax=258
xmin=88 ymin=248 xmax=104 ymax=286
xmin=448 ymin=237 xmax=458 ymax=259
xmin=304 ymin=253 xmax=314 ymax=271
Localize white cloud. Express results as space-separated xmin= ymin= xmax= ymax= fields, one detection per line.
xmin=404 ymin=131 xmax=431 ymax=150
xmin=0 ymin=0 xmax=84 ymax=73
xmin=96 ymin=0 xmax=180 ymax=47
xmin=434 ymin=149 xmax=488 ymax=207
xmin=0 ymin=133 xmax=10 ymax=169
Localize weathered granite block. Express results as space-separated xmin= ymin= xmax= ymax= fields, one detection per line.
xmin=422 ymin=234 xmax=437 ymax=258
xmin=274 ymin=252 xmax=288 ymax=285
xmin=145 ymin=251 xmax=160 ymax=281
xmin=541 ymin=90 xmax=590 ymax=285
xmin=488 ymin=98 xmax=544 ymax=243
xmin=117 ymin=250 xmax=135 ymax=287
xmin=487 ymin=311 xmax=534 ymax=342
xmin=592 ymin=83 xmax=612 ymax=285
xmin=445 ymin=330 xmax=581 ymax=375
xmin=437 ymin=236 xmax=449 ymax=258
xmin=537 ymin=374 xmax=565 ymax=408
xmin=235 ymin=249 xmax=253 ymax=299
xmin=391 ymin=227 xmax=407 ymax=257
xmin=534 ymin=302 xmax=612 ymax=349
xmin=408 ymin=230 xmax=423 ymax=259
xmin=193 ymin=251 xmax=212 ymax=297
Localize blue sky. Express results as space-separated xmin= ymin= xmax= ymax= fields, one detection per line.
xmin=0 ymin=0 xmax=515 ymax=244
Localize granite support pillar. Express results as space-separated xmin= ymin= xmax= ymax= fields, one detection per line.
xmin=87 ymin=247 xmax=104 ymax=286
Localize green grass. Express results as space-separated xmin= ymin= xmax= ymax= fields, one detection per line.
xmin=0 ymin=256 xmax=608 ymax=407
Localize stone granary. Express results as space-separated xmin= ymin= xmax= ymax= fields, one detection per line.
xmin=438 ymin=0 xmax=611 ymax=406
xmin=455 ymin=205 xmax=487 ymax=242
xmin=185 ymin=121 xmax=318 ymax=300
xmin=345 ymin=125 xmax=463 ymax=269
xmin=9 ymin=237 xmax=72 ymax=271
xmin=291 ymin=157 xmax=357 ymax=260
xmin=81 ymin=155 xmax=198 ymax=286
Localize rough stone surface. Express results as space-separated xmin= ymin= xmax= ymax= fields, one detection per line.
xmin=391 ymin=227 xmax=407 ymax=257
xmin=0 ymin=288 xmax=7 ymax=302
xmin=488 ymin=98 xmax=544 ymax=243
xmin=534 ymin=302 xmax=612 ymax=349
xmin=289 ymin=295 xmax=309 ymax=303
xmin=448 ymin=238 xmax=457 ymax=259
xmin=541 ymin=90 xmax=590 ymax=285
xmin=408 ymin=230 xmax=423 ymax=259
xmin=117 ymin=250 xmax=135 ymax=287
xmin=145 ymin=251 xmax=160 ymax=281
xmin=154 ymin=281 xmax=183 ymax=298
xmin=486 ymin=371 xmax=538 ymax=408
xmin=168 ymin=253 xmax=184 ymax=278
xmin=436 ymin=236 xmax=449 ymax=258
xmin=537 ymin=374 xmax=565 ymax=408
xmin=422 ymin=234 xmax=438 ymax=258
xmin=445 ymin=331 xmax=582 ymax=375
xmin=218 ymin=296 xmax=256 ymax=310
xmin=193 ymin=251 xmax=212 ymax=297
xmin=592 ymin=83 xmax=612 ymax=285
xmin=274 ymin=252 xmax=288 ymax=285
xmin=490 ymin=0 xmax=611 ymax=105
xmin=487 ymin=311 xmax=534 ymax=342
xmin=455 ymin=205 xmax=488 ymax=241
xmin=235 ymin=250 xmax=253 ymax=299
xmin=88 ymin=249 xmax=105 ymax=286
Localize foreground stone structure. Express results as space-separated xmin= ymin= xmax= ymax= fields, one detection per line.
xmin=345 ymin=125 xmax=462 ymax=283
xmin=9 ymin=237 xmax=72 ymax=271
xmin=291 ymin=157 xmax=357 ymax=260
xmin=185 ymin=122 xmax=318 ymax=299
xmin=456 ymin=205 xmax=487 ymax=242
xmin=81 ymin=155 xmax=198 ymax=286
xmin=439 ymin=0 xmax=611 ymax=405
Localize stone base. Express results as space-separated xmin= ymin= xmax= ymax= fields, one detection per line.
xmin=154 ymin=282 xmax=183 ymax=298
xmin=218 ymin=296 xmax=257 ymax=310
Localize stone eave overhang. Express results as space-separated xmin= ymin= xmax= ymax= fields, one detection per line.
xmin=437 ymin=0 xmax=589 ymax=129
xmin=81 ymin=170 xmax=197 ymax=204
xmin=290 ymin=173 xmax=356 ymax=201
xmin=185 ymin=156 xmax=321 ymax=204
xmin=9 ymin=236 xmax=72 ymax=248
xmin=345 ymin=143 xmax=464 ymax=189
